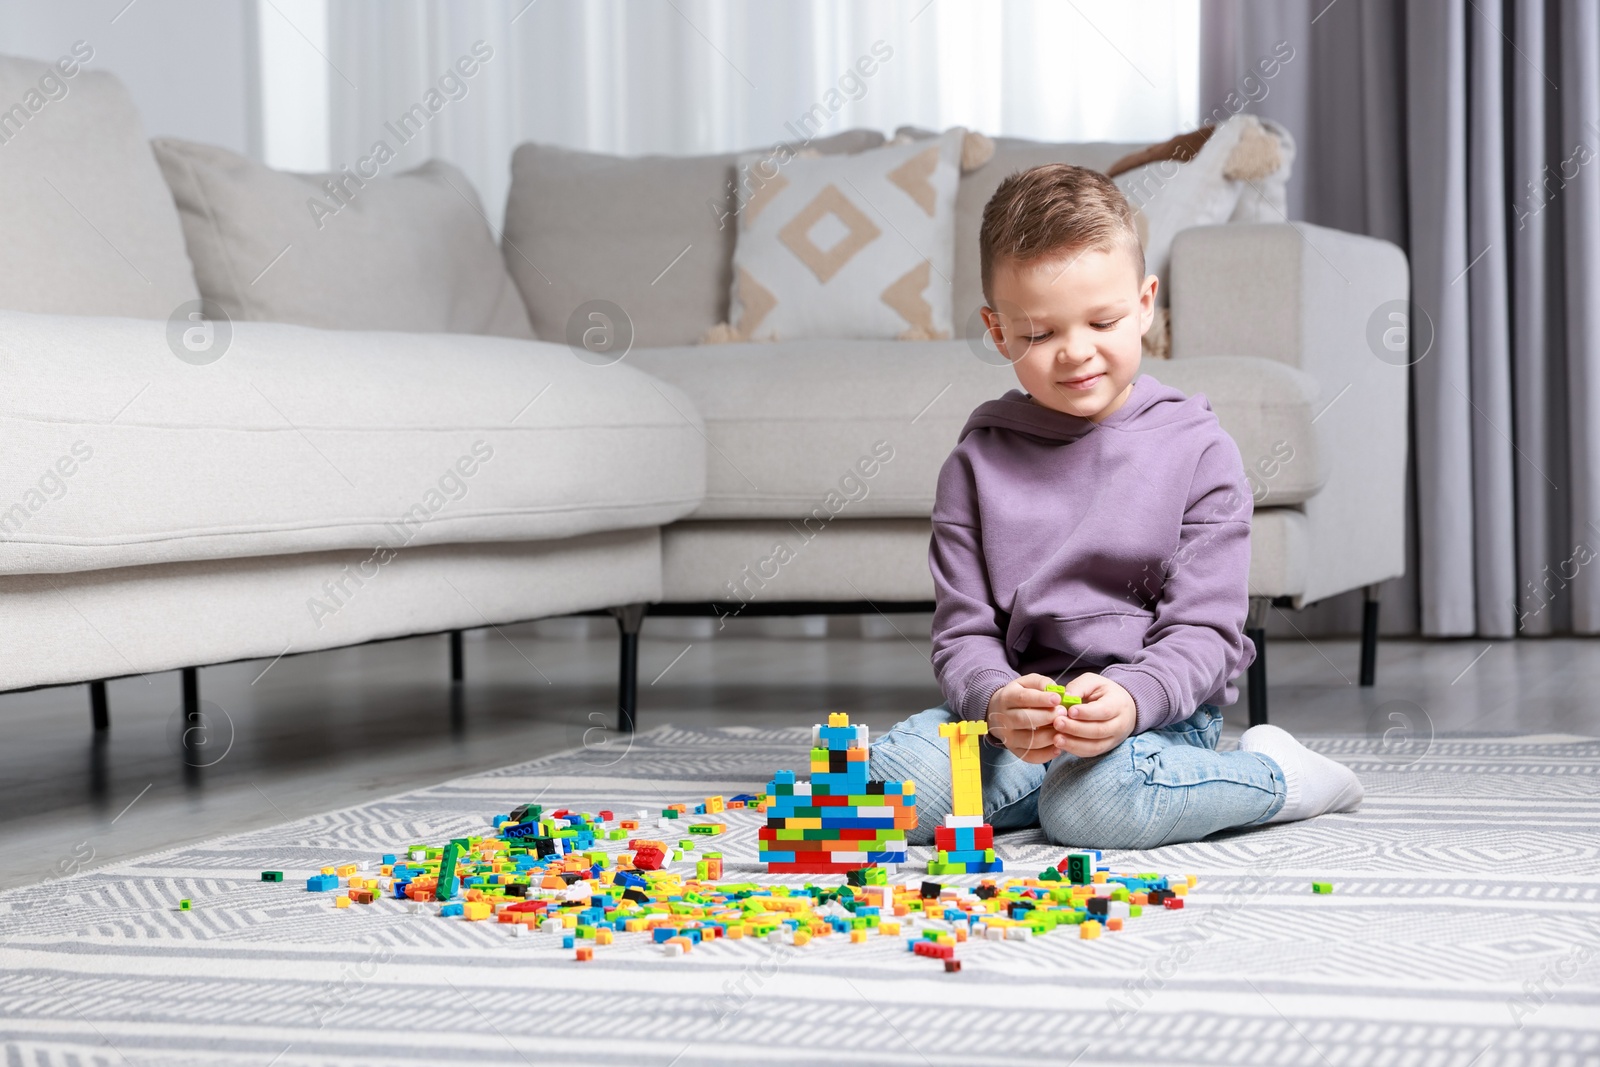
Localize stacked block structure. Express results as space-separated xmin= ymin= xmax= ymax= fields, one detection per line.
xmin=928 ymin=720 xmax=1004 ymax=876
xmin=759 ymin=713 xmax=917 ymax=874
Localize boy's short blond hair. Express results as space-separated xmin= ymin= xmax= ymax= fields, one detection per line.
xmin=978 ymin=163 xmax=1145 ymax=307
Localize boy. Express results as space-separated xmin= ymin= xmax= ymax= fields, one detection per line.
xmin=870 ymin=164 xmax=1362 ymax=850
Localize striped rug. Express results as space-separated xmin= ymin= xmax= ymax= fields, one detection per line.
xmin=2 ymin=726 xmax=1597 ymax=1066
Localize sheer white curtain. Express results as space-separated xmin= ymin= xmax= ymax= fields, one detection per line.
xmin=302 ymin=0 xmax=1198 ymax=228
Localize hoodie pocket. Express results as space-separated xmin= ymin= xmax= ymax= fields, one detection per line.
xmin=1014 ymin=608 xmax=1155 ymax=666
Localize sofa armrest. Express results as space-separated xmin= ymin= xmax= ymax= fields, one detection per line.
xmin=1168 ymin=222 xmax=1411 ymax=607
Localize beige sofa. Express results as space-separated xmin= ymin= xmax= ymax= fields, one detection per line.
xmin=0 ymin=56 xmax=703 ymax=737
xmin=0 ymin=55 xmax=1408 ymax=737
xmin=506 ymin=133 xmax=1410 ymax=728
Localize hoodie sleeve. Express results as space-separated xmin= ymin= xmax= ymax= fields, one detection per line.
xmin=929 ymin=448 xmax=1018 ymax=721
xmin=1099 ymin=432 xmax=1257 ymax=734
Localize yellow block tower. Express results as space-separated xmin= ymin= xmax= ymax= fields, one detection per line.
xmin=929 ymin=720 xmax=1002 ymax=874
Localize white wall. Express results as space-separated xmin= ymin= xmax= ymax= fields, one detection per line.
xmin=0 ymin=0 xmax=260 ymax=155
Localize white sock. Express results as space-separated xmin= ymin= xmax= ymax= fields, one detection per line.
xmin=1239 ymin=724 xmax=1364 ymax=824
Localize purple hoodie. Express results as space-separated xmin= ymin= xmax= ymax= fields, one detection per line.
xmin=930 ymin=372 xmax=1257 ymax=735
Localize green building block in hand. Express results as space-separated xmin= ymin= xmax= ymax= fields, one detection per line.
xmin=1043 ymin=684 xmax=1083 ymax=708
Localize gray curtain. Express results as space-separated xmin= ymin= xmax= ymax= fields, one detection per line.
xmin=1202 ymin=0 xmax=1600 ymax=639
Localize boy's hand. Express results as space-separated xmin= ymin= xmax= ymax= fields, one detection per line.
xmin=1053 ymin=672 xmax=1138 ymax=757
xmin=985 ymin=674 xmax=1071 ymax=763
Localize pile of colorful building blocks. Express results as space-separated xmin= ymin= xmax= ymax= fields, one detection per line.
xmin=284 ymin=795 xmax=1197 ymax=961
xmin=758 ymin=713 xmax=917 ymax=874
xmin=267 ymin=708 xmax=1200 ymax=962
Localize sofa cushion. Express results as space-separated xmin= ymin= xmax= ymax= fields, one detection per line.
xmin=726 ymin=129 xmax=964 ymax=341
xmin=658 ymin=513 xmax=1309 ymax=605
xmin=152 ymin=139 xmax=533 ymax=338
xmin=0 ymin=52 xmax=199 ymax=319
xmin=1110 ymin=117 xmax=1256 ymax=304
xmin=896 ymin=127 xmax=1143 ymax=325
xmin=628 ymin=342 xmax=1324 ymax=520
xmin=0 ymin=309 xmax=705 ymax=574
xmin=502 ymin=129 xmax=884 ymax=348
xmin=1151 ymin=356 xmax=1327 ymax=507
xmin=0 ymin=533 xmax=664 ymax=692
xmin=1229 ymin=118 xmax=1296 ymax=223
xmin=663 ymin=519 xmax=937 ymax=603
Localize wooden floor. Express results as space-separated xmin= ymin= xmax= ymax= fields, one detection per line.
xmin=1 ymin=614 xmax=1594 ymax=890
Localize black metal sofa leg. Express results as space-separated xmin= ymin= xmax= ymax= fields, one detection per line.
xmin=1246 ymin=597 xmax=1268 ymax=727
xmin=89 ymin=680 xmax=109 ymax=732
xmin=1359 ymin=583 xmax=1381 ymax=686
xmin=449 ymin=629 xmax=465 ymax=684
xmin=611 ymin=604 xmax=647 ymax=734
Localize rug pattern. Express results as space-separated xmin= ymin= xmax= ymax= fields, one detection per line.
xmin=2 ymin=726 xmax=1598 ymax=1066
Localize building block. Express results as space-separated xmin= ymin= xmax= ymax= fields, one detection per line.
xmin=264 ymin=784 xmax=1201 ymax=962
xmin=760 ymin=713 xmax=916 ymax=872
xmin=436 ymin=841 xmax=463 ymax=902
xmin=1313 ymin=881 xmax=1334 ymax=894
xmin=1059 ymin=852 xmax=1095 ymax=885
xmin=932 ymin=719 xmax=1003 ymax=876
xmin=1043 ymin=684 xmax=1083 ymax=708
xmin=260 ymin=871 xmax=283 ymax=882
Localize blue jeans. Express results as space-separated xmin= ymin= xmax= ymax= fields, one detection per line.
xmin=868 ymin=704 xmax=1288 ymax=850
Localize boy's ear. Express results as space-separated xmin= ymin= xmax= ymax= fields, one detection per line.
xmin=980 ymin=305 xmax=1006 ymax=351
xmin=1138 ymin=275 xmax=1159 ymax=334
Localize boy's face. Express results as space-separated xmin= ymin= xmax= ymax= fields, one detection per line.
xmin=981 ymin=244 xmax=1158 ymax=423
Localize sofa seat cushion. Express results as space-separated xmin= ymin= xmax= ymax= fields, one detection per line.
xmin=663 ymin=519 xmax=937 ymax=604
xmin=1147 ymin=356 xmax=1328 ymax=507
xmin=627 ymin=343 xmax=1324 ymax=521
xmin=0 ymin=310 xmax=705 ymax=574
xmin=0 ymin=532 xmax=663 ymax=692
xmin=1247 ymin=508 xmax=1310 ymax=601
xmin=659 ymin=511 xmax=1308 ymax=605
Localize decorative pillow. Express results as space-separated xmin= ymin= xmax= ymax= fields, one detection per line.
xmin=1105 ymin=126 xmax=1220 ymax=177
xmin=503 ymin=129 xmax=884 ymax=348
xmin=715 ymin=128 xmax=965 ymax=342
xmin=1227 ymin=117 xmax=1296 ymax=222
xmin=153 ymin=138 xmax=533 ymax=338
xmin=1108 ymin=115 xmax=1264 ymax=308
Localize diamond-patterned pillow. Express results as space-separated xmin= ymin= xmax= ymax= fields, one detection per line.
xmin=716 ymin=128 xmax=963 ymax=342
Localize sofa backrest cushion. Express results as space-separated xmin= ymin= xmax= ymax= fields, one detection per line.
xmin=0 ymin=52 xmax=200 ymax=319
xmin=502 ymin=128 xmax=883 ymax=348
xmin=152 ymin=138 xmax=533 ymax=338
xmin=895 ymin=127 xmax=1143 ymax=328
